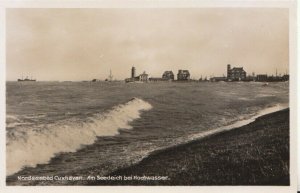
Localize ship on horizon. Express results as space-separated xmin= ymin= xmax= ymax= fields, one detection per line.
xmin=17 ymin=76 xmax=36 ymax=82
xmin=105 ymin=69 xmax=114 ymax=82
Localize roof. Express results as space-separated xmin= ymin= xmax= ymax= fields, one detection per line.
xmin=232 ymin=67 xmax=244 ymax=70
xmin=178 ymin=70 xmax=190 ymax=74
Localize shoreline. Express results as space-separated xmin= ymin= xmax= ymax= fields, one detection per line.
xmin=184 ymin=104 xmax=288 ymax=146
xmin=88 ymin=108 xmax=290 ymax=186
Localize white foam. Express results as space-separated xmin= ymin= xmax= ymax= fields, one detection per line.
xmin=6 ymin=98 xmax=152 ymax=176
xmin=188 ymin=103 xmax=289 ymax=141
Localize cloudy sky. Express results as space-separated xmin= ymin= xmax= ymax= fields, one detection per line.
xmin=6 ymin=8 xmax=289 ymax=81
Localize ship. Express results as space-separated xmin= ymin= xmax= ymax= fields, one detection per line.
xmin=105 ymin=69 xmax=114 ymax=82
xmin=17 ymin=76 xmax=36 ymax=82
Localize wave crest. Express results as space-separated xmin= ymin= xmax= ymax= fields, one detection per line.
xmin=6 ymin=98 xmax=152 ymax=176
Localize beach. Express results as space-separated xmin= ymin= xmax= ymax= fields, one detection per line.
xmin=88 ymin=108 xmax=289 ymax=186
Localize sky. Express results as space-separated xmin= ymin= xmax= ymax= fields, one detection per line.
xmin=6 ymin=8 xmax=289 ymax=81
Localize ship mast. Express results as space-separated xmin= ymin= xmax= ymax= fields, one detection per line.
xmin=108 ymin=69 xmax=113 ymax=81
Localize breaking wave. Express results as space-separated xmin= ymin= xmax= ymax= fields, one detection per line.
xmin=6 ymin=98 xmax=152 ymax=176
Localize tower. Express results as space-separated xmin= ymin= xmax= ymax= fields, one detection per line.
xmin=131 ymin=66 xmax=136 ymax=78
xmin=227 ymin=64 xmax=231 ymax=79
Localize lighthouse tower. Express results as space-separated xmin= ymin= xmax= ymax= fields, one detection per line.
xmin=131 ymin=66 xmax=136 ymax=78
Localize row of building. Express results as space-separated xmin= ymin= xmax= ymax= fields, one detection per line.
xmin=124 ymin=64 xmax=289 ymax=83
xmin=210 ymin=64 xmax=289 ymax=82
xmin=125 ymin=67 xmax=191 ymax=83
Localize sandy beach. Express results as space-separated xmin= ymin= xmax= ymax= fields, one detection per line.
xmin=88 ymin=108 xmax=289 ymax=186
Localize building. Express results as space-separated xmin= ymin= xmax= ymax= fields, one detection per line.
xmin=138 ymin=71 xmax=149 ymax=82
xmin=199 ymin=76 xmax=209 ymax=82
xmin=210 ymin=77 xmax=227 ymax=82
xmin=256 ymin=74 xmax=268 ymax=82
xmin=162 ymin=71 xmax=174 ymax=80
xmin=125 ymin=66 xmax=148 ymax=83
xmin=243 ymin=75 xmax=256 ymax=82
xmin=149 ymin=71 xmax=174 ymax=82
xmin=282 ymin=74 xmax=289 ymax=81
xmin=227 ymin=64 xmax=247 ymax=81
xmin=177 ymin=70 xmax=190 ymax=81
xmin=149 ymin=77 xmax=167 ymax=82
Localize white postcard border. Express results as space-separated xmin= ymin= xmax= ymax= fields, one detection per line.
xmin=0 ymin=1 xmax=297 ymax=193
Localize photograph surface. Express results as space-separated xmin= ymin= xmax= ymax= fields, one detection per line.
xmin=5 ymin=7 xmax=290 ymax=186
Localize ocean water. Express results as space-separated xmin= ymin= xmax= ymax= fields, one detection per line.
xmin=6 ymin=81 xmax=289 ymax=185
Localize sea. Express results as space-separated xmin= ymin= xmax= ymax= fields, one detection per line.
xmin=5 ymin=81 xmax=289 ymax=185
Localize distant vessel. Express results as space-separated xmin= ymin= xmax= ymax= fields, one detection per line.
xmin=17 ymin=76 xmax=36 ymax=82
xmin=105 ymin=69 xmax=114 ymax=82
